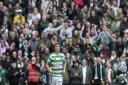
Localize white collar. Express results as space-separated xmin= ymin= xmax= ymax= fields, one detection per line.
xmin=83 ymin=65 xmax=87 ymax=68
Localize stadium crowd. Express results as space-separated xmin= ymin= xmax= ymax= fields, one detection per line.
xmin=0 ymin=0 xmax=128 ymax=85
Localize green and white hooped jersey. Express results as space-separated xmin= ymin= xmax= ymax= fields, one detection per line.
xmin=47 ymin=53 xmax=66 ymax=77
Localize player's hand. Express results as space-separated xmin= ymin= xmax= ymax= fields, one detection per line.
xmin=92 ymin=80 xmax=94 ymax=83
xmin=101 ymin=80 xmax=104 ymax=85
xmin=62 ymin=70 xmax=66 ymax=74
xmin=49 ymin=69 xmax=53 ymax=73
xmin=25 ymin=80 xmax=28 ymax=85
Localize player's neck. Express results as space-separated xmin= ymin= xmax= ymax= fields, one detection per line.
xmin=55 ymin=51 xmax=60 ymax=54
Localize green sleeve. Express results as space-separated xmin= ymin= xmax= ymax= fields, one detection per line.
xmin=47 ymin=55 xmax=51 ymax=66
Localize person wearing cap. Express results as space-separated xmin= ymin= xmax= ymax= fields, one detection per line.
xmin=0 ymin=61 xmax=8 ymax=85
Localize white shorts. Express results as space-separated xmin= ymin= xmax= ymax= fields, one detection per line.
xmin=51 ymin=76 xmax=63 ymax=85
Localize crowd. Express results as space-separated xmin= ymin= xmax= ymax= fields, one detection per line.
xmin=0 ymin=0 xmax=128 ymax=85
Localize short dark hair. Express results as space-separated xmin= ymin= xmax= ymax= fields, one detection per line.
xmin=54 ymin=42 xmax=60 ymax=48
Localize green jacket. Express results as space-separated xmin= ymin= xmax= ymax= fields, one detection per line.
xmin=91 ymin=63 xmax=105 ymax=81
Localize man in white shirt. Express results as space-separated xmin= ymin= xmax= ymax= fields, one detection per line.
xmin=60 ymin=21 xmax=74 ymax=38
xmin=81 ymin=58 xmax=91 ymax=85
xmin=105 ymin=62 xmax=114 ymax=85
xmin=43 ymin=23 xmax=64 ymax=34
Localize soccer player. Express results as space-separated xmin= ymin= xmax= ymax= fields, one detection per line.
xmin=46 ymin=43 xmax=66 ymax=85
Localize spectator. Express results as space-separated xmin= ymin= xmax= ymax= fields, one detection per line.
xmin=25 ymin=56 xmax=41 ymax=85
xmin=0 ymin=40 xmax=9 ymax=56
xmin=70 ymin=61 xmax=81 ymax=85
xmin=0 ymin=2 xmax=4 ymax=27
xmin=0 ymin=60 xmax=8 ymax=85
xmin=16 ymin=50 xmax=26 ymax=85
xmin=39 ymin=14 xmax=49 ymax=33
xmin=91 ymin=57 xmax=105 ymax=85
xmin=117 ymin=56 xmax=127 ymax=74
xmin=68 ymin=2 xmax=79 ymax=20
xmin=105 ymin=62 xmax=114 ymax=85
xmin=32 ymin=7 xmax=41 ymax=24
xmin=81 ymin=58 xmax=92 ymax=85
xmin=40 ymin=60 xmax=47 ymax=85
xmin=27 ymin=13 xmax=33 ymax=27
xmin=8 ymin=62 xmax=20 ymax=85
xmin=40 ymin=47 xmax=50 ymax=62
xmin=41 ymin=0 xmax=50 ymax=13
xmin=29 ymin=31 xmax=40 ymax=51
xmin=60 ymin=2 xmax=69 ymax=17
xmin=13 ymin=9 xmax=25 ymax=27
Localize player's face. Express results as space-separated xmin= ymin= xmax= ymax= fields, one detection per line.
xmin=55 ymin=45 xmax=60 ymax=52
